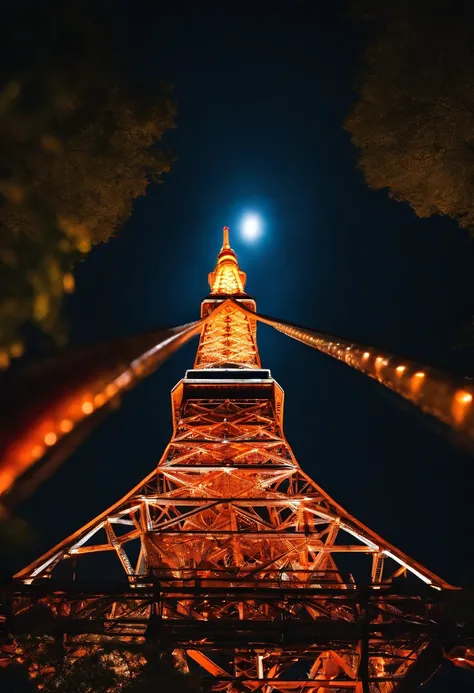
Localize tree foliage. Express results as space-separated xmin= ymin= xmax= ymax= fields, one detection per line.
xmin=345 ymin=0 xmax=474 ymax=233
xmin=0 ymin=639 xmax=202 ymax=693
xmin=122 ymin=651 xmax=202 ymax=693
xmin=0 ymin=1 xmax=175 ymax=357
xmin=0 ymin=647 xmax=121 ymax=693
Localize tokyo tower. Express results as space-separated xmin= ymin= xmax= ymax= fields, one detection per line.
xmin=7 ymin=228 xmax=473 ymax=692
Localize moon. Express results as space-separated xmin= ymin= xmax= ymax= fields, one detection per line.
xmin=241 ymin=214 xmax=262 ymax=242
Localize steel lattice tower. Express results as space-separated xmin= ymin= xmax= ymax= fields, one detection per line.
xmin=10 ymin=229 xmax=459 ymax=692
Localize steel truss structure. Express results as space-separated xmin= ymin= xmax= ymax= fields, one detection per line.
xmin=7 ymin=229 xmax=462 ymax=692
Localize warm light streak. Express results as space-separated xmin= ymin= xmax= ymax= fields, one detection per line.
xmin=30 ymin=551 xmax=63 ymax=577
xmin=70 ymin=522 xmax=105 ymax=550
xmin=382 ymin=550 xmax=432 ymax=584
xmin=0 ymin=320 xmax=204 ymax=498
xmin=341 ymin=525 xmax=379 ymax=550
xmin=267 ymin=310 xmax=474 ymax=477
xmin=304 ymin=507 xmax=337 ymax=523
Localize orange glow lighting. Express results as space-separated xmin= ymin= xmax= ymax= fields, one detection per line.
xmin=44 ymin=432 xmax=57 ymax=446
xmin=208 ymin=227 xmax=246 ymax=295
xmin=60 ymin=419 xmax=73 ymax=433
xmin=105 ymin=384 xmax=118 ymax=398
xmin=82 ymin=401 xmax=94 ymax=414
xmin=10 ymin=227 xmax=454 ymax=693
xmin=456 ymin=391 xmax=472 ymax=404
xmin=31 ymin=445 xmax=44 ymax=459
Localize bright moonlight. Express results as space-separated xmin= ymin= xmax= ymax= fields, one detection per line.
xmin=241 ymin=214 xmax=262 ymax=242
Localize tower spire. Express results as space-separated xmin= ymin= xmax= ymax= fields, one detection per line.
xmin=208 ymin=226 xmax=247 ymax=295
xmin=194 ymin=227 xmax=259 ymax=368
xmin=222 ymin=225 xmax=230 ymax=249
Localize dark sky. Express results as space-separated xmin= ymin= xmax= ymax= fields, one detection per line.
xmin=16 ymin=2 xmax=474 ymax=689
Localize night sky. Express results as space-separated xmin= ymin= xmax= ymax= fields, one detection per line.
xmin=15 ymin=2 xmax=474 ymax=689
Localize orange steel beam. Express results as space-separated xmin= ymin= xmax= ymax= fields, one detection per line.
xmin=187 ymin=649 xmax=232 ymax=678
xmin=234 ymin=303 xmax=474 ymax=449
xmin=0 ymin=321 xmax=202 ymax=498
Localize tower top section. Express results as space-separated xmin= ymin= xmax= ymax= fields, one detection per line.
xmin=208 ymin=227 xmax=247 ymax=295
